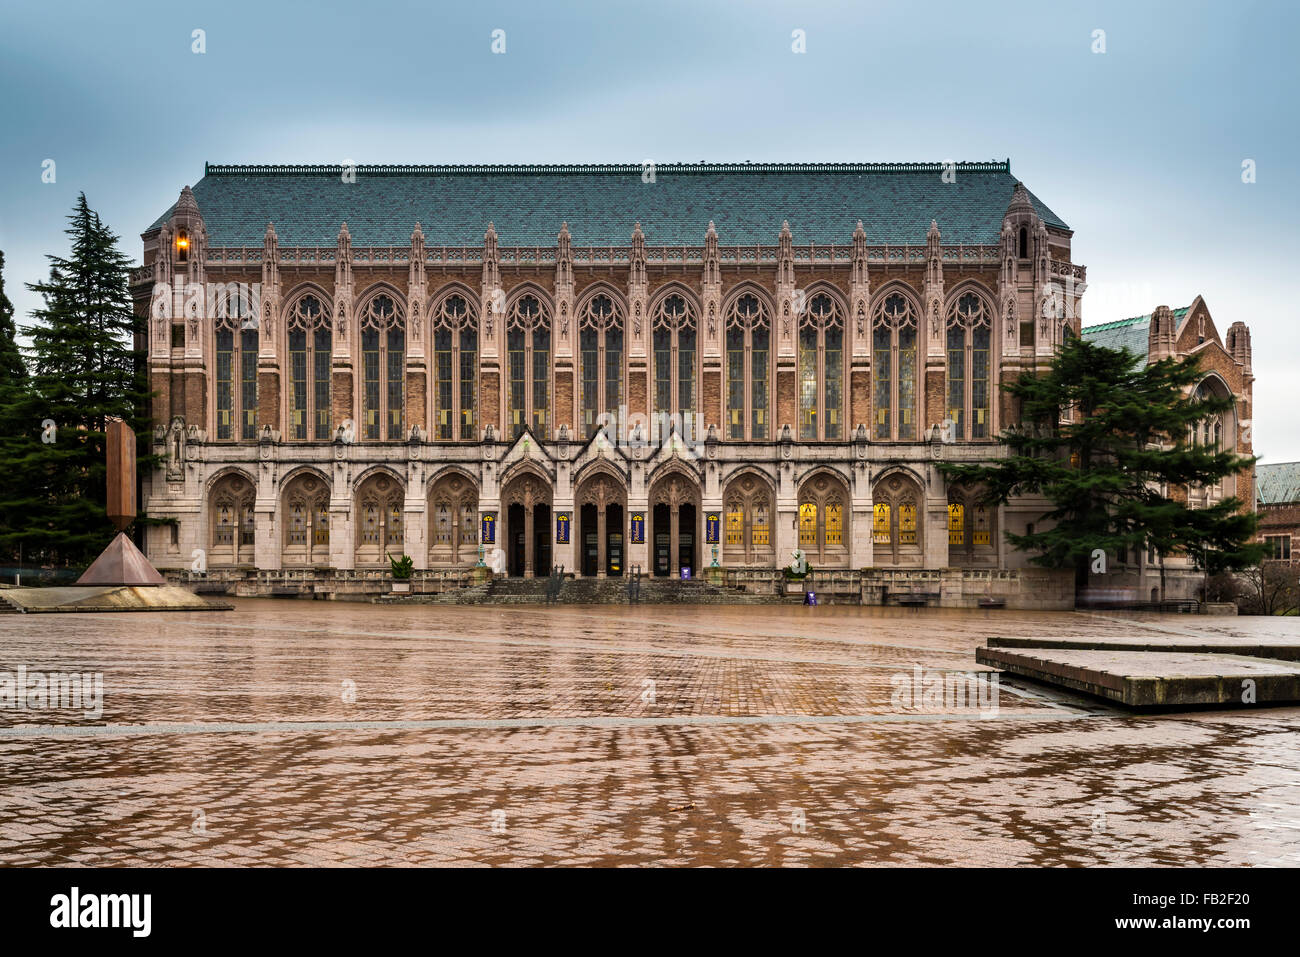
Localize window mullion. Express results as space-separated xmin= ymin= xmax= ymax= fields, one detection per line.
xmin=818 ymin=326 xmax=826 ymax=441
xmin=892 ymin=333 xmax=899 ymax=441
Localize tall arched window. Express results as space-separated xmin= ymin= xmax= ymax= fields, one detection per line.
xmin=797 ymin=473 xmax=849 ymax=566
xmin=286 ymin=294 xmax=332 ymax=441
xmin=947 ymin=487 xmax=995 ymax=566
xmin=872 ymin=473 xmax=923 ymax=565
xmin=283 ymin=472 xmax=330 ymax=565
xmin=725 ymin=292 xmax=770 ymax=440
xmin=360 ymin=293 xmax=405 ymax=440
xmin=214 ymin=308 xmax=258 ymax=441
xmin=799 ymin=292 xmax=844 ymax=440
xmin=723 ymin=474 xmax=774 ymax=566
xmin=429 ymin=472 xmax=478 ymax=566
xmin=209 ymin=472 xmax=254 ymax=564
xmin=355 ymin=472 xmax=404 ymax=564
xmin=579 ymin=292 xmax=624 ymax=437
xmin=872 ymin=293 xmax=918 ymax=441
xmin=652 ymin=293 xmax=697 ymax=425
xmin=945 ymin=292 xmax=991 ymax=441
xmin=507 ymin=293 xmax=551 ymax=438
xmin=433 ymin=292 xmax=478 ymax=441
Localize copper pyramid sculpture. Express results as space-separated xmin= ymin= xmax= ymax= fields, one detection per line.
xmin=76 ymin=532 xmax=167 ymax=586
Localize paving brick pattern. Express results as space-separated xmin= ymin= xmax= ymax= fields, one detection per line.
xmin=1 ymin=601 xmax=1298 ymax=866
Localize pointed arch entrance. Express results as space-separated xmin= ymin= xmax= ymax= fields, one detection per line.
xmin=282 ymin=470 xmax=330 ymax=566
xmin=208 ymin=471 xmax=255 ymax=566
xmin=797 ymin=470 xmax=850 ymax=567
xmin=428 ymin=471 xmax=479 ymax=566
xmin=574 ymin=470 xmax=627 ymax=577
xmin=501 ymin=471 xmax=553 ymax=577
xmin=648 ymin=470 xmax=702 ymax=577
xmin=872 ymin=470 xmax=924 ymax=567
xmin=722 ymin=471 xmax=775 ymax=566
xmin=354 ymin=470 xmax=405 ymax=566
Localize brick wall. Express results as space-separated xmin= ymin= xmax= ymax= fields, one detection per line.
xmin=851 ymin=368 xmax=870 ymax=431
xmin=925 ymin=367 xmax=944 ymax=434
xmin=331 ymin=368 xmax=352 ymax=433
xmin=627 ymin=363 xmax=647 ymax=417
xmin=554 ymin=368 xmax=573 ymax=435
xmin=405 ymin=371 xmax=426 ymax=433
xmin=776 ymin=367 xmax=796 ymax=433
xmin=702 ymin=368 xmax=721 ymax=430
xmin=480 ymin=370 xmax=500 ymax=433
xmin=183 ymin=370 xmax=205 ymax=428
xmin=257 ymin=371 xmax=279 ymax=431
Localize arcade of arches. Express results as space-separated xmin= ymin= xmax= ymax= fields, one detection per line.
xmin=198 ymin=464 xmax=1014 ymax=575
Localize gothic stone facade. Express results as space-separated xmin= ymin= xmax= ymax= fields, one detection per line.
xmin=128 ymin=162 xmax=1247 ymax=599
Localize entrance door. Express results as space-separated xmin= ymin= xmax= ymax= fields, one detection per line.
xmin=534 ymin=504 xmax=552 ymax=575
xmin=678 ymin=503 xmax=696 ymax=576
xmin=508 ymin=503 xmax=526 ymax=577
xmin=653 ymin=503 xmax=671 ymax=577
xmin=606 ymin=503 xmax=624 ymax=577
xmin=581 ymin=503 xmax=599 ymax=577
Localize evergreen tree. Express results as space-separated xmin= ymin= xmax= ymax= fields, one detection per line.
xmin=0 ymin=195 xmax=152 ymax=568
xmin=939 ymin=335 xmax=1263 ymax=590
xmin=0 ymin=250 xmax=30 ymax=566
xmin=0 ymin=251 xmax=23 ymax=386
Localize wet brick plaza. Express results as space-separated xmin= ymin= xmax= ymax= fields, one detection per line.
xmin=1 ymin=600 xmax=1298 ymax=866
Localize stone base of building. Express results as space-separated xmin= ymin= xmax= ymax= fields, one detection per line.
xmin=164 ymin=565 xmax=1081 ymax=609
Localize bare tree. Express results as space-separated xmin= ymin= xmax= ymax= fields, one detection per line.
xmin=1235 ymin=564 xmax=1300 ymax=616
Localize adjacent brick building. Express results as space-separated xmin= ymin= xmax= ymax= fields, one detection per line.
xmin=1082 ymin=297 xmax=1255 ymax=602
xmin=1256 ymin=462 xmax=1300 ymax=562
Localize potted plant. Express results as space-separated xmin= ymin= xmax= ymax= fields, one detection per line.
xmin=783 ymin=550 xmax=812 ymax=595
xmin=388 ymin=553 xmax=414 ymax=593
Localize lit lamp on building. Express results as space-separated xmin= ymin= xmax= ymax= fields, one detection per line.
xmin=175 ymin=229 xmax=189 ymax=263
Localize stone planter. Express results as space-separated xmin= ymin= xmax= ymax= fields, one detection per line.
xmin=391 ymin=581 xmax=411 ymax=594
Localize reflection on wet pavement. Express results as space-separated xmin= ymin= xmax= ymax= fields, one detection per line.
xmin=1 ymin=600 xmax=1297 ymax=866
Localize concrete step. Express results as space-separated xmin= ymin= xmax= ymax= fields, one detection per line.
xmin=977 ymin=645 xmax=1300 ymax=710
xmin=376 ymin=575 xmax=793 ymax=605
xmin=988 ymin=634 xmax=1300 ymax=662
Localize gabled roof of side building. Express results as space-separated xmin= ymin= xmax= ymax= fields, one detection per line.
xmin=145 ymin=161 xmax=1069 ymax=247
xmin=1256 ymin=462 xmax=1300 ymax=506
xmin=1081 ymin=307 xmax=1191 ymax=359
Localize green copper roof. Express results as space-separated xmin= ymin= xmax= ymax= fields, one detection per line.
xmin=146 ymin=161 xmax=1069 ymax=247
xmin=1257 ymin=462 xmax=1300 ymax=505
xmin=1082 ymin=307 xmax=1190 ymax=359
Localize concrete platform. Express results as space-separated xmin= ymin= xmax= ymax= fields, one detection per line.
xmin=977 ymin=646 xmax=1300 ymax=709
xmin=987 ymin=634 xmax=1300 ymax=662
xmin=0 ymin=585 xmax=231 ymax=614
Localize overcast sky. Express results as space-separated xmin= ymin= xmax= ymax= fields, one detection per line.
xmin=2 ymin=0 xmax=1296 ymax=458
